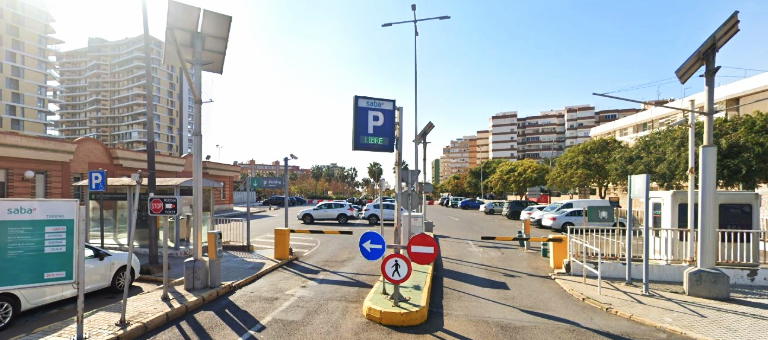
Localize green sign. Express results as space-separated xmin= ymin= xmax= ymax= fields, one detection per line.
xmin=250 ymin=177 xmax=283 ymax=190
xmin=587 ymin=206 xmax=614 ymax=223
xmin=0 ymin=200 xmax=78 ymax=289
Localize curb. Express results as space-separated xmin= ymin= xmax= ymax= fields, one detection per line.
xmin=362 ymin=258 xmax=435 ymax=326
xmin=551 ymin=276 xmax=711 ymax=340
xmin=136 ymin=276 xmax=184 ymax=286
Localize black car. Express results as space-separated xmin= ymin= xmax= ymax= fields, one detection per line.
xmin=289 ymin=197 xmax=297 ymax=206
xmin=503 ymin=200 xmax=539 ymax=220
xmin=263 ymin=195 xmax=286 ymax=206
xmin=293 ymin=197 xmax=307 ymax=205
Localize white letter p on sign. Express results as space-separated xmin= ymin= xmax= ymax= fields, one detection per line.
xmin=93 ymin=173 xmax=102 ymax=185
xmin=368 ymin=111 xmax=384 ymax=134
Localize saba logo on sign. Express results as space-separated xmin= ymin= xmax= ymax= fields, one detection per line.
xmin=7 ymin=206 xmax=37 ymax=214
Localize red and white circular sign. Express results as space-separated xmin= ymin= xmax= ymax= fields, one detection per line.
xmin=150 ymin=198 xmax=164 ymax=214
xmin=407 ymin=233 xmax=439 ymax=265
xmin=381 ymin=253 xmax=412 ymax=285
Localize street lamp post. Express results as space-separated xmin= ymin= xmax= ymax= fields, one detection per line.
xmin=477 ymin=146 xmax=483 ymax=199
xmin=383 ymin=4 xmax=450 ymax=212
xmin=284 ymin=154 xmax=298 ymax=229
xmin=216 ymin=144 xmax=224 ymax=162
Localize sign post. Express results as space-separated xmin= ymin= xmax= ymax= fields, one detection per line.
xmin=630 ymin=174 xmax=650 ymax=294
xmin=147 ymin=196 xmax=178 ymax=300
xmin=118 ymin=172 xmax=142 ymax=326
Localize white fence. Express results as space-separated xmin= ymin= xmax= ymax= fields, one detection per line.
xmin=234 ymin=191 xmax=259 ymax=204
xmin=569 ymin=237 xmax=603 ymax=295
xmin=568 ymin=226 xmax=767 ymax=266
xmin=213 ymin=218 xmax=247 ymax=245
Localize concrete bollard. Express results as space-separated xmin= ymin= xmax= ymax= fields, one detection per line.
xmin=541 ymin=242 xmax=549 ymax=258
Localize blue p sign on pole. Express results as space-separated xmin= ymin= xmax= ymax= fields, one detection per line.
xmin=89 ymin=170 xmax=107 ymax=192
xmin=359 ymin=230 xmax=386 ymax=261
xmin=352 ymin=96 xmax=396 ymax=153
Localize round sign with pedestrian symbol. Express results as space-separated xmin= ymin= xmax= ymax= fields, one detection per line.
xmin=381 ymin=253 xmax=412 ymax=285
xmin=150 ymin=198 xmax=164 ymax=215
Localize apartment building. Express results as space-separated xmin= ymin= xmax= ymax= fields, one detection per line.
xmin=238 ymin=160 xmax=304 ymax=175
xmin=181 ymin=71 xmax=193 ymax=154
xmin=0 ymin=0 xmax=63 ymax=136
xmin=488 ymin=111 xmax=518 ymax=160
xmin=476 ymin=129 xmax=489 ymax=164
xmin=56 ymin=34 xmax=182 ymax=156
xmin=564 ymin=105 xmax=595 ymax=147
xmin=591 ymin=72 xmax=768 ymax=142
xmin=431 ymin=158 xmax=440 ymax=185
xmin=517 ymin=109 xmax=565 ymax=161
xmin=438 ymin=137 xmax=471 ymax=182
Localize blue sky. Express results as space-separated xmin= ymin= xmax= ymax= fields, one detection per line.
xmin=49 ymin=0 xmax=768 ymax=187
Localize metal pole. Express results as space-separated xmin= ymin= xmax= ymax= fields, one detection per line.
xmin=192 ymin=33 xmax=204 ymax=260
xmin=412 ymin=5 xmax=420 ymax=214
xmin=422 ymin=138 xmax=428 ymax=221
xmin=393 ymin=106 xmax=404 ymax=304
xmin=142 ymin=0 xmax=158 ymax=265
xmin=284 ymin=157 xmax=289 ymax=229
xmin=99 ymin=169 xmax=105 ymax=248
xmin=379 ymin=177 xmax=387 ymax=295
xmin=161 ymin=216 xmax=169 ymax=300
xmin=698 ymin=49 xmax=718 ymax=270
xmin=119 ymin=177 xmax=142 ymax=325
xmin=642 ymin=175 xmax=650 ymax=294
xmin=246 ymin=163 xmax=251 ymax=249
xmin=77 ymin=189 xmax=88 ymax=339
xmin=480 ymin=161 xmax=483 ymax=199
xmin=625 ymin=175 xmax=633 ymax=284
xmin=688 ymin=100 xmax=696 ymax=263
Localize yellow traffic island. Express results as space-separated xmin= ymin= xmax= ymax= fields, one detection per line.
xmin=362 ymin=259 xmax=435 ymax=326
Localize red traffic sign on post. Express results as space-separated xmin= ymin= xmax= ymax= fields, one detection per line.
xmin=381 ymin=253 xmax=412 ymax=285
xmin=148 ymin=196 xmax=178 ymax=216
xmin=407 ymin=233 xmax=439 ymax=265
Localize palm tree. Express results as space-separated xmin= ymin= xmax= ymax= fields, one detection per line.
xmin=393 ymin=160 xmax=409 ymax=175
xmin=323 ymin=166 xmax=335 ymax=193
xmin=361 ymin=178 xmax=373 ymax=195
xmin=310 ymin=165 xmax=323 ymax=195
xmin=335 ymin=166 xmax=347 ymax=196
xmin=345 ymin=167 xmax=358 ymax=196
xmin=367 ymin=162 xmax=383 ymax=191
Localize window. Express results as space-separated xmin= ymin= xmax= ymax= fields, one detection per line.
xmin=34 ymin=172 xmax=45 ymax=198
xmin=72 ymin=175 xmax=83 ymax=200
xmin=38 ymin=98 xmax=45 ymax=108
xmin=38 ymin=86 xmax=46 ymax=96
xmin=167 ymin=90 xmax=172 ymax=98
xmin=719 ymin=204 xmax=752 ymax=230
xmin=169 ymin=117 xmax=175 ymax=125
xmin=677 ymin=203 xmax=698 ymax=229
xmin=6 ymin=24 xmax=19 ymax=38
xmin=6 ymin=77 xmax=19 ymax=90
xmin=0 ymin=169 xmax=6 ymax=198
xmin=11 ymin=119 xmax=23 ymax=131
xmin=11 ymin=92 xmax=23 ymax=104
xmin=11 ymin=39 xmax=23 ymax=52
xmin=37 ymin=111 xmax=46 ymax=121
xmin=153 ymin=95 xmax=159 ymax=103
xmin=167 ymin=126 xmax=172 ymax=134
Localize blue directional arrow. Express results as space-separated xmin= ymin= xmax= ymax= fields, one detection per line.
xmin=359 ymin=231 xmax=386 ymax=261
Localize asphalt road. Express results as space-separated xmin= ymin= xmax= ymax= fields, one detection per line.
xmin=140 ymin=205 xmax=687 ymax=340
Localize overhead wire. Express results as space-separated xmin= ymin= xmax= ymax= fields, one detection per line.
xmin=600 ymin=77 xmax=678 ymax=95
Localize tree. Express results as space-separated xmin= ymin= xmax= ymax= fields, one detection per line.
xmin=465 ymin=159 xmax=506 ymax=196
xmin=323 ymin=166 xmax=335 ymax=192
xmin=393 ymin=160 xmax=409 ymax=175
xmin=310 ymin=165 xmax=324 ymax=195
xmin=508 ymin=159 xmax=549 ymax=198
xmin=367 ymin=162 xmax=383 ymax=188
xmin=547 ymin=137 xmax=625 ymax=198
xmin=715 ymin=111 xmax=768 ymax=189
xmin=361 ymin=178 xmax=373 ymax=195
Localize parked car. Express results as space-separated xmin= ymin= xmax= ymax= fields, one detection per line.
xmin=297 ymin=201 xmax=358 ymax=224
xmin=373 ymin=196 xmax=396 ymax=204
xmin=529 ymin=202 xmax=564 ymax=226
xmin=288 ymin=197 xmax=297 ymax=206
xmin=530 ymin=199 xmax=612 ymax=226
xmin=362 ymin=202 xmax=407 ymax=224
xmin=263 ymin=195 xmax=286 ymax=206
xmin=458 ymin=198 xmax=484 ymax=210
xmin=520 ymin=204 xmax=548 ymax=221
xmin=480 ymin=201 xmax=505 ymax=215
xmin=542 ymin=208 xmax=627 ymax=231
xmin=449 ymin=197 xmax=465 ymax=208
xmin=0 ymin=244 xmax=140 ymax=331
xmin=438 ymin=197 xmax=449 ymax=206
xmin=502 ymin=200 xmax=539 ymax=220
xmin=293 ymin=197 xmax=307 ymax=205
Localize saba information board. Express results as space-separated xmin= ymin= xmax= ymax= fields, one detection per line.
xmin=0 ymin=199 xmax=78 ymax=289
xmin=352 ymin=95 xmax=396 ymax=153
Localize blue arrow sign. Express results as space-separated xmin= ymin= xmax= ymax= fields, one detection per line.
xmin=89 ymin=170 xmax=107 ymax=192
xmin=359 ymin=230 xmax=386 ymax=261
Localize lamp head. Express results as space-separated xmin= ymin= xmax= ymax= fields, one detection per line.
xmin=439 ymin=16 xmax=451 ymax=20
xmin=382 ymin=23 xmax=392 ymax=27
xmin=411 ymin=4 xmax=416 ymax=11
xmin=290 ymin=154 xmax=298 ymax=160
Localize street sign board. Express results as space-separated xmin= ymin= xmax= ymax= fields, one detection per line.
xmin=353 ymin=95 xmax=396 ymax=153
xmin=88 ymin=170 xmax=107 ymax=192
xmin=587 ymin=206 xmax=614 ymax=223
xmin=407 ymin=233 xmax=439 ymax=265
xmin=630 ymin=174 xmax=650 ymax=200
xmin=381 ymin=253 xmax=412 ymax=285
xmin=418 ymin=182 xmax=434 ymax=194
xmin=398 ymin=190 xmax=421 ymax=211
xmin=251 ymin=177 xmax=283 ymax=190
xmin=358 ymin=231 xmax=386 ymax=261
xmin=148 ymin=196 xmax=179 ymax=216
xmin=0 ymin=199 xmax=77 ymax=289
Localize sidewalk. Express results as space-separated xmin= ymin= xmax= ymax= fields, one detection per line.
xmin=214 ymin=206 xmax=267 ymax=217
xmin=14 ymin=249 xmax=295 ymax=340
xmin=553 ymin=274 xmax=768 ymax=340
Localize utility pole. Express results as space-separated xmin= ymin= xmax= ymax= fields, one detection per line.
xmin=141 ymin=0 xmax=158 ymax=265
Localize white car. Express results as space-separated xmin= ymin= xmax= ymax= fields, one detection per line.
xmin=362 ymin=202 xmax=406 ymax=224
xmin=372 ymin=196 xmax=396 ymax=204
xmin=479 ymin=201 xmax=505 ymax=215
xmin=542 ymin=208 xmax=626 ymax=231
xmin=297 ymin=202 xmax=358 ymax=224
xmin=520 ymin=204 xmax=548 ymax=221
xmin=529 ymin=202 xmax=564 ymax=226
xmin=0 ymin=244 xmax=141 ymax=331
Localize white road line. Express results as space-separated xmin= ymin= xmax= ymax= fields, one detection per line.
xmin=286 ymin=241 xmax=316 ymax=246
xmin=468 ymin=241 xmax=483 ymax=257
xmin=449 ymin=216 xmax=459 ymax=221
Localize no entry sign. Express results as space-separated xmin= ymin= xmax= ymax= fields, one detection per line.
xmin=148 ymin=196 xmax=179 ymax=216
xmin=407 ymin=233 xmax=438 ymax=265
xmin=381 ymin=253 xmax=412 ymax=285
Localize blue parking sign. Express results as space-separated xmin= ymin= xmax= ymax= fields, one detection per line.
xmin=359 ymin=230 xmax=386 ymax=261
xmin=353 ymin=96 xmax=396 ymax=153
xmin=89 ymin=170 xmax=107 ymax=192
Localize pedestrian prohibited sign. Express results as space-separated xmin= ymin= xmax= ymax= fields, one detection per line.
xmin=407 ymin=233 xmax=439 ymax=265
xmin=381 ymin=253 xmax=412 ymax=285
xmin=148 ymin=196 xmax=179 ymax=216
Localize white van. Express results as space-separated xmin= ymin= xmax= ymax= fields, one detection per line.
xmin=531 ymin=199 xmax=611 ymax=227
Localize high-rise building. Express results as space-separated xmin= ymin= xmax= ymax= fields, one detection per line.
xmin=181 ymin=70 xmax=193 ymax=154
xmin=431 ymin=158 xmax=440 ymax=184
xmin=57 ymin=35 xmax=182 ymax=155
xmin=438 ymin=136 xmax=471 ymax=182
xmin=0 ymin=0 xmax=63 ymax=136
xmin=489 ymin=111 xmax=518 ymax=160
xmin=476 ymin=129 xmax=489 ymax=164
xmin=517 ymin=109 xmax=565 ymax=161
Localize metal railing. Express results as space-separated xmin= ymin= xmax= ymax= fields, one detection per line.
xmin=568 ymin=226 xmax=767 ymax=266
xmin=569 ymin=237 xmax=602 ymax=295
xmin=213 ymin=218 xmax=247 ymax=245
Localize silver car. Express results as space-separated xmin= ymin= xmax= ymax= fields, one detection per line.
xmin=480 ymin=201 xmax=505 ymax=215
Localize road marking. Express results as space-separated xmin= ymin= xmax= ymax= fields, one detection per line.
xmin=411 ymin=245 xmax=434 ymax=253
xmin=468 ymin=241 xmax=483 ymax=257
xmin=449 ymin=216 xmax=459 ymax=221
xmin=238 ymin=274 xmax=325 ymax=339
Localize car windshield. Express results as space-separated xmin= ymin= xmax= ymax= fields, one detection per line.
xmin=543 ymin=203 xmax=563 ymax=212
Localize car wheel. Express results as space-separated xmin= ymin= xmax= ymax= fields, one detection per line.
xmin=561 ymin=222 xmax=574 ymax=232
xmin=0 ymin=295 xmax=18 ymax=331
xmin=461 ymin=206 xmax=468 ymax=210
xmin=613 ymin=222 xmax=626 ymax=229
xmin=488 ymin=209 xmax=494 ymax=215
xmin=302 ymin=214 xmax=314 ymax=224
xmin=110 ymin=267 xmax=135 ymax=293
xmin=337 ymin=214 xmax=349 ymax=224
xmin=368 ymin=215 xmax=379 ymax=225
xmin=513 ymin=211 xmax=521 ymax=220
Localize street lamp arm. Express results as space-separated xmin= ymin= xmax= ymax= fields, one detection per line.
xmin=382 ymin=15 xmax=451 ymax=27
